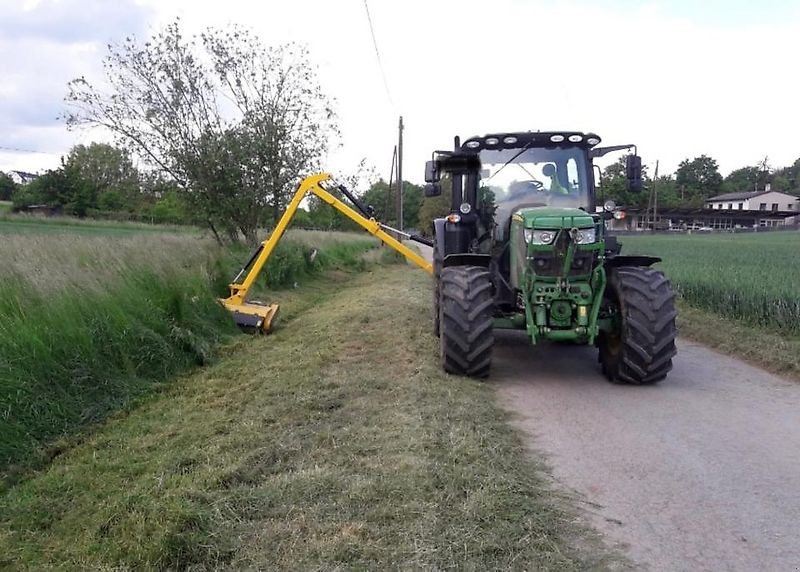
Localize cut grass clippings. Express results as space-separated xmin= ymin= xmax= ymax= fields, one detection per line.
xmin=0 ymin=264 xmax=614 ymax=571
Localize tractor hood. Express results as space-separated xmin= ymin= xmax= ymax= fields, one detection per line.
xmin=515 ymin=206 xmax=595 ymax=230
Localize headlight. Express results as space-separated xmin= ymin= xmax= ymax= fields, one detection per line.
xmin=573 ymin=228 xmax=597 ymax=244
xmin=524 ymin=229 xmax=556 ymax=245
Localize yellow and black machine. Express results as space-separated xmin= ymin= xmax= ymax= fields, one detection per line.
xmin=219 ymin=173 xmax=433 ymax=333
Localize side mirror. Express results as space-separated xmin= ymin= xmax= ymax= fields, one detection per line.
xmin=424 ymin=183 xmax=441 ymax=197
xmin=625 ymin=154 xmax=643 ymax=193
xmin=424 ymin=160 xmax=440 ymax=183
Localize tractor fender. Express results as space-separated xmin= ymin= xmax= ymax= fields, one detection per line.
xmin=443 ymin=253 xmax=492 ymax=269
xmin=605 ymin=255 xmax=662 ymax=268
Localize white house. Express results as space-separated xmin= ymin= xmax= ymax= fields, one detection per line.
xmin=8 ymin=170 xmax=39 ymax=185
xmin=705 ymin=186 xmax=799 ymax=212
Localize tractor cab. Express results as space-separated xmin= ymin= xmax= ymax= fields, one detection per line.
xmin=463 ymin=132 xmax=598 ymax=241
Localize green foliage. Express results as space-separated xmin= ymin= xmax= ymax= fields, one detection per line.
xmin=723 ymin=166 xmax=762 ymax=193
xmin=66 ymin=20 xmax=338 ymax=244
xmin=402 ymin=182 xmax=423 ymax=229
xmin=675 ymin=155 xmax=723 ymax=205
xmin=0 ymin=259 xmax=236 ymax=478
xmin=598 ymin=157 xmax=649 ymax=208
xmin=624 ymin=232 xmax=800 ymax=336
xmin=360 ymin=179 xmax=394 ymax=223
xmin=417 ymin=178 xmax=452 ymax=236
xmin=354 ymin=179 xmax=423 ymax=230
xmin=0 ymin=265 xmax=608 ymax=570
xmin=0 ymin=172 xmax=17 ymax=201
xmin=65 ymin=143 xmax=140 ymax=212
xmin=0 ymin=229 xmax=378 ymax=480
xmin=723 ymin=157 xmax=800 ymax=195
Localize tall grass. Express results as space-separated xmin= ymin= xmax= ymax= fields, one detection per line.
xmin=621 ymin=232 xmax=800 ymax=336
xmin=0 ymin=228 xmax=379 ymax=479
xmin=0 ymin=214 xmax=194 ymax=236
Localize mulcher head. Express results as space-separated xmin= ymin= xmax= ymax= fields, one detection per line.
xmin=220 ymin=298 xmax=280 ymax=334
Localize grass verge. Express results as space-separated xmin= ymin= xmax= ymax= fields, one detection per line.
xmin=0 ymin=264 xmax=613 ymax=571
xmin=0 ymin=229 xmax=378 ymax=483
xmin=677 ymin=302 xmax=800 ymax=381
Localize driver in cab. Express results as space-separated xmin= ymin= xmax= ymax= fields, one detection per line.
xmin=492 ymin=163 xmax=571 ymax=240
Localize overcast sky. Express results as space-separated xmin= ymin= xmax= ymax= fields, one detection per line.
xmin=1 ymin=0 xmax=799 ymax=185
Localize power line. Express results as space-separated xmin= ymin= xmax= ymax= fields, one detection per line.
xmin=0 ymin=145 xmax=56 ymax=154
xmin=362 ymin=0 xmax=394 ymax=107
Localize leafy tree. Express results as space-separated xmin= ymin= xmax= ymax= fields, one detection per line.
xmin=0 ymin=172 xmax=17 ymax=201
xmin=358 ymin=179 xmax=423 ymax=230
xmin=65 ymin=20 xmax=338 ymax=244
xmin=598 ymin=157 xmax=649 ymax=208
xmin=360 ymin=180 xmax=393 ymax=223
xmin=12 ymin=169 xmax=72 ymax=212
xmin=402 ymin=182 xmax=423 ymax=230
xmin=723 ymin=166 xmax=760 ymax=193
xmin=64 ymin=143 xmax=139 ymax=211
xmin=417 ymin=178 xmax=452 ymax=236
xmin=675 ymin=155 xmax=723 ymax=205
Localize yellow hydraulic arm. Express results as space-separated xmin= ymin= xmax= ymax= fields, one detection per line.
xmin=220 ymin=173 xmax=432 ymax=333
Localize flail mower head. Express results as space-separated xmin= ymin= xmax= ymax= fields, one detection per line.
xmin=219 ymin=296 xmax=280 ymax=334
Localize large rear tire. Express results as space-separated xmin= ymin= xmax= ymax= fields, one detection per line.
xmin=439 ymin=266 xmax=494 ymax=378
xmin=432 ymin=240 xmax=442 ymax=337
xmin=599 ymin=266 xmax=677 ymax=385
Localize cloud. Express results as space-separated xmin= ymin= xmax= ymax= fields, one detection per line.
xmin=0 ymin=0 xmax=154 ymax=172
xmin=3 ymin=0 xmax=799 ymax=180
xmin=0 ymin=0 xmax=151 ymax=43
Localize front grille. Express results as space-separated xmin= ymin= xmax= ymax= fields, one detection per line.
xmin=530 ymin=251 xmax=596 ymax=277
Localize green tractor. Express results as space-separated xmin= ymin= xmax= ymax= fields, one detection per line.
xmin=425 ymin=131 xmax=677 ymax=383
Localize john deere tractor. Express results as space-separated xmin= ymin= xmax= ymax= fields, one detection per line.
xmin=425 ymin=131 xmax=677 ymax=383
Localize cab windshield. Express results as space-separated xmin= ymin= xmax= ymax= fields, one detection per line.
xmin=479 ymin=146 xmax=591 ymax=229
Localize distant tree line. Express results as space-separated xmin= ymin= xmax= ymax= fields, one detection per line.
xmin=3 ymin=143 xmax=190 ymax=223
xmin=600 ymin=154 xmax=800 ymax=209
xmin=1 ymin=141 xmax=427 ymax=232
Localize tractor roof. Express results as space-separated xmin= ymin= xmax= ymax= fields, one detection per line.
xmin=460 ymin=131 xmax=602 ymax=152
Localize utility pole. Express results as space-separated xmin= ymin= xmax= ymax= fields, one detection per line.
xmin=397 ymin=115 xmax=404 ymax=233
xmin=653 ymin=160 xmax=659 ymax=229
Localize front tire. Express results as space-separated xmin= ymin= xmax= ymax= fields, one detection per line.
xmin=599 ymin=266 xmax=677 ymax=384
xmin=439 ymin=266 xmax=494 ymax=378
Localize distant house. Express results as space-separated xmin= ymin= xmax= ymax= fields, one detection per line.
xmin=8 ymin=170 xmax=39 ymax=185
xmin=705 ymin=186 xmax=799 ymax=212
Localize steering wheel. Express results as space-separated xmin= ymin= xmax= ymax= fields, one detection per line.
xmin=522 ymin=179 xmax=545 ymax=191
xmin=506 ymin=179 xmax=545 ymax=200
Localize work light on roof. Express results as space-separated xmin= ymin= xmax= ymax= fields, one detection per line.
xmin=587 ymin=137 xmax=600 ymax=146
xmin=485 ymin=137 xmax=499 ymax=145
xmin=568 ymin=134 xmax=583 ymax=142
xmin=550 ymin=134 xmax=565 ymax=143
xmin=465 ymin=140 xmax=481 ymax=149
xmin=503 ymin=136 xmax=518 ymax=144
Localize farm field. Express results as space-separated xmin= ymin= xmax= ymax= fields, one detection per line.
xmin=622 ymin=231 xmax=800 ymax=336
xmin=621 ymin=231 xmax=800 ymax=377
xmin=0 ymin=214 xmax=194 ymax=236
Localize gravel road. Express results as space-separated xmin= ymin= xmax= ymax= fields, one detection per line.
xmin=416 ymin=244 xmax=800 ymax=571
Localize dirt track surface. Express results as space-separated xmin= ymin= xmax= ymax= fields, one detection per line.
xmin=416 ymin=244 xmax=800 ymax=571
xmin=494 ymin=334 xmax=800 ymax=571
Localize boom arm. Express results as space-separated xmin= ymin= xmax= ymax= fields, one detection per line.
xmin=220 ymin=173 xmax=432 ymax=333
